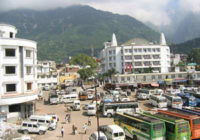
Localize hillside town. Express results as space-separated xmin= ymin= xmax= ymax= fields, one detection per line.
xmin=1 ymin=21 xmax=200 ymax=140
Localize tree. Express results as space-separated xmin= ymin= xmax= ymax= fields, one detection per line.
xmin=78 ymin=68 xmax=93 ymax=81
xmin=69 ymin=54 xmax=98 ymax=69
xmin=189 ymin=48 xmax=200 ymax=64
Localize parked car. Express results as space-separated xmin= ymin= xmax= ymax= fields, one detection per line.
xmin=29 ymin=115 xmax=57 ymax=130
xmin=89 ymin=131 xmax=107 ymax=140
xmin=47 ymin=113 xmax=59 ymax=124
xmin=19 ymin=121 xmax=47 ymax=135
xmin=49 ymin=93 xmax=59 ymax=105
xmin=73 ymin=100 xmax=81 ymax=111
xmin=88 ymin=93 xmax=94 ymax=100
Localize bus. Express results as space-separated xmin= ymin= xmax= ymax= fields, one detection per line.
xmin=162 ymin=94 xmax=183 ymax=109
xmin=149 ymin=94 xmax=167 ymax=108
xmin=114 ymin=112 xmax=166 ymax=140
xmin=158 ymin=109 xmax=200 ymax=139
xmin=136 ymin=89 xmax=150 ymax=100
xmin=143 ymin=111 xmax=191 ymax=140
xmin=102 ymin=101 xmax=139 ymax=118
xmin=177 ymin=93 xmax=197 ymax=107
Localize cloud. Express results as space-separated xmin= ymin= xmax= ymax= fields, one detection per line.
xmin=87 ymin=0 xmax=171 ymax=25
xmin=0 ymin=0 xmax=200 ymax=26
xmin=179 ymin=0 xmax=200 ymax=13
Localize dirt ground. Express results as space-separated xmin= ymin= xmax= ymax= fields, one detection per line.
xmin=28 ymin=87 xmax=150 ymax=140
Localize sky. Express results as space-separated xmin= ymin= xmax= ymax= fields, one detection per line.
xmin=1 ymin=0 xmax=200 ymax=26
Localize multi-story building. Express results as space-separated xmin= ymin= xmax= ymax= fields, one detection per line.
xmin=37 ymin=61 xmax=58 ymax=90
xmin=0 ymin=24 xmax=38 ymax=121
xmin=100 ymin=33 xmax=171 ymax=74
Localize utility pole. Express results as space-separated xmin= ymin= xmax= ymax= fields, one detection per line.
xmin=91 ymin=44 xmax=94 ymax=58
xmin=94 ymin=79 xmax=100 ymax=140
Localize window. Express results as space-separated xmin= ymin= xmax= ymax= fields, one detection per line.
xmin=10 ymin=32 xmax=13 ymax=38
xmin=28 ymin=124 xmax=32 ymax=127
xmin=6 ymin=84 xmax=16 ymax=92
xmin=5 ymin=66 xmax=15 ymax=74
xmin=26 ymin=50 xmax=31 ymax=58
xmin=22 ymin=123 xmax=27 ymax=127
xmin=27 ymin=83 xmax=32 ymax=90
xmin=38 ymin=120 xmax=45 ymax=123
xmin=5 ymin=49 xmax=15 ymax=57
xmin=26 ymin=66 xmax=32 ymax=75
xmin=33 ymin=125 xmax=37 ymax=128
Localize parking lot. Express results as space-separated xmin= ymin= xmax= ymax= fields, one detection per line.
xmin=24 ymin=87 xmax=150 ymax=140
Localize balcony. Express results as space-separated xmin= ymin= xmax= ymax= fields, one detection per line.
xmin=0 ymin=90 xmax=38 ymax=105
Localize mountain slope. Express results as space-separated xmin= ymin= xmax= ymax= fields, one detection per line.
xmin=172 ymin=37 xmax=200 ymax=54
xmin=173 ymin=13 xmax=200 ymax=43
xmin=0 ymin=5 xmax=160 ymax=62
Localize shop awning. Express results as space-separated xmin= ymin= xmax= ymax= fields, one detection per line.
xmin=151 ymin=83 xmax=159 ymax=87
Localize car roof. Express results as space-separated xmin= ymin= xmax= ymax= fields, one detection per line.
xmin=30 ymin=115 xmax=52 ymax=119
xmin=93 ymin=131 xmax=106 ymax=136
xmin=22 ymin=120 xmax=38 ymax=125
xmin=107 ymin=125 xmax=123 ymax=132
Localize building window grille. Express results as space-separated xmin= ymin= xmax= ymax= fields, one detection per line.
xmin=5 ymin=66 xmax=15 ymax=74
xmin=6 ymin=84 xmax=16 ymax=92
xmin=26 ymin=66 xmax=32 ymax=75
xmin=5 ymin=49 xmax=15 ymax=57
xmin=26 ymin=50 xmax=31 ymax=58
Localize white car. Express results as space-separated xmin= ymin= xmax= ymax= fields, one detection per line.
xmin=89 ymin=131 xmax=107 ymax=140
xmin=88 ymin=94 xmax=94 ymax=100
xmin=120 ymin=97 xmax=130 ymax=102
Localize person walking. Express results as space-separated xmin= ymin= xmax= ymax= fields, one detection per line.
xmin=83 ymin=123 xmax=87 ymax=134
xmin=61 ymin=126 xmax=64 ymax=138
xmin=72 ymin=124 xmax=75 ymax=135
xmin=68 ymin=113 xmax=71 ymax=123
xmin=88 ymin=116 xmax=91 ymax=126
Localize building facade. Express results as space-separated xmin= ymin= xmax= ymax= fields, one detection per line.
xmin=100 ymin=33 xmax=171 ymax=74
xmin=37 ymin=61 xmax=58 ymax=90
xmin=0 ymin=24 xmax=38 ymax=121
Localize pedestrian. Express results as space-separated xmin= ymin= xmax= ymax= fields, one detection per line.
xmin=88 ymin=116 xmax=91 ymax=126
xmin=61 ymin=126 xmax=64 ymax=138
xmin=72 ymin=124 xmax=75 ymax=135
xmin=65 ymin=114 xmax=68 ymax=123
xmin=75 ymin=126 xmax=78 ymax=135
xmin=83 ymin=123 xmax=87 ymax=134
xmin=68 ymin=113 xmax=71 ymax=123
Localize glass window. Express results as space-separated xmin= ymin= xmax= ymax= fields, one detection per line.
xmin=22 ymin=123 xmax=27 ymax=127
xmin=5 ymin=49 xmax=15 ymax=57
xmin=26 ymin=66 xmax=32 ymax=75
xmin=26 ymin=50 xmax=31 ymax=58
xmin=6 ymin=84 xmax=16 ymax=92
xmin=33 ymin=125 xmax=37 ymax=128
xmin=38 ymin=120 xmax=45 ymax=123
xmin=5 ymin=66 xmax=15 ymax=74
xmin=28 ymin=124 xmax=32 ymax=127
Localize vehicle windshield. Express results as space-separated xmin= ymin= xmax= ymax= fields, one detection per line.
xmin=100 ymin=136 xmax=107 ymax=140
xmin=159 ymin=98 xmax=167 ymax=103
xmin=153 ymin=123 xmax=163 ymax=131
xmin=178 ymin=122 xmax=188 ymax=133
xmin=50 ymin=95 xmax=58 ymax=98
xmin=173 ymin=98 xmax=182 ymax=102
xmin=88 ymin=107 xmax=95 ymax=110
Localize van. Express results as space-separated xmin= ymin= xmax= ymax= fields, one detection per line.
xmin=29 ymin=115 xmax=56 ymax=130
xmin=49 ymin=93 xmax=59 ymax=104
xmin=104 ymin=125 xmax=125 ymax=140
xmin=60 ymin=94 xmax=78 ymax=103
xmin=87 ymin=104 xmax=96 ymax=116
xmin=43 ymin=85 xmax=50 ymax=91
xmin=73 ymin=100 xmax=81 ymax=111
xmin=149 ymin=94 xmax=167 ymax=108
xmin=89 ymin=131 xmax=107 ymax=140
xmin=19 ymin=121 xmax=47 ymax=135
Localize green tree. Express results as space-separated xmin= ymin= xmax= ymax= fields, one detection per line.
xmin=188 ymin=48 xmax=200 ymax=64
xmin=78 ymin=68 xmax=93 ymax=81
xmin=69 ymin=54 xmax=98 ymax=69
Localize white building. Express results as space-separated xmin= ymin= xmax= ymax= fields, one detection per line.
xmin=100 ymin=33 xmax=171 ymax=74
xmin=0 ymin=24 xmax=38 ymax=121
xmin=37 ymin=60 xmax=58 ymax=90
